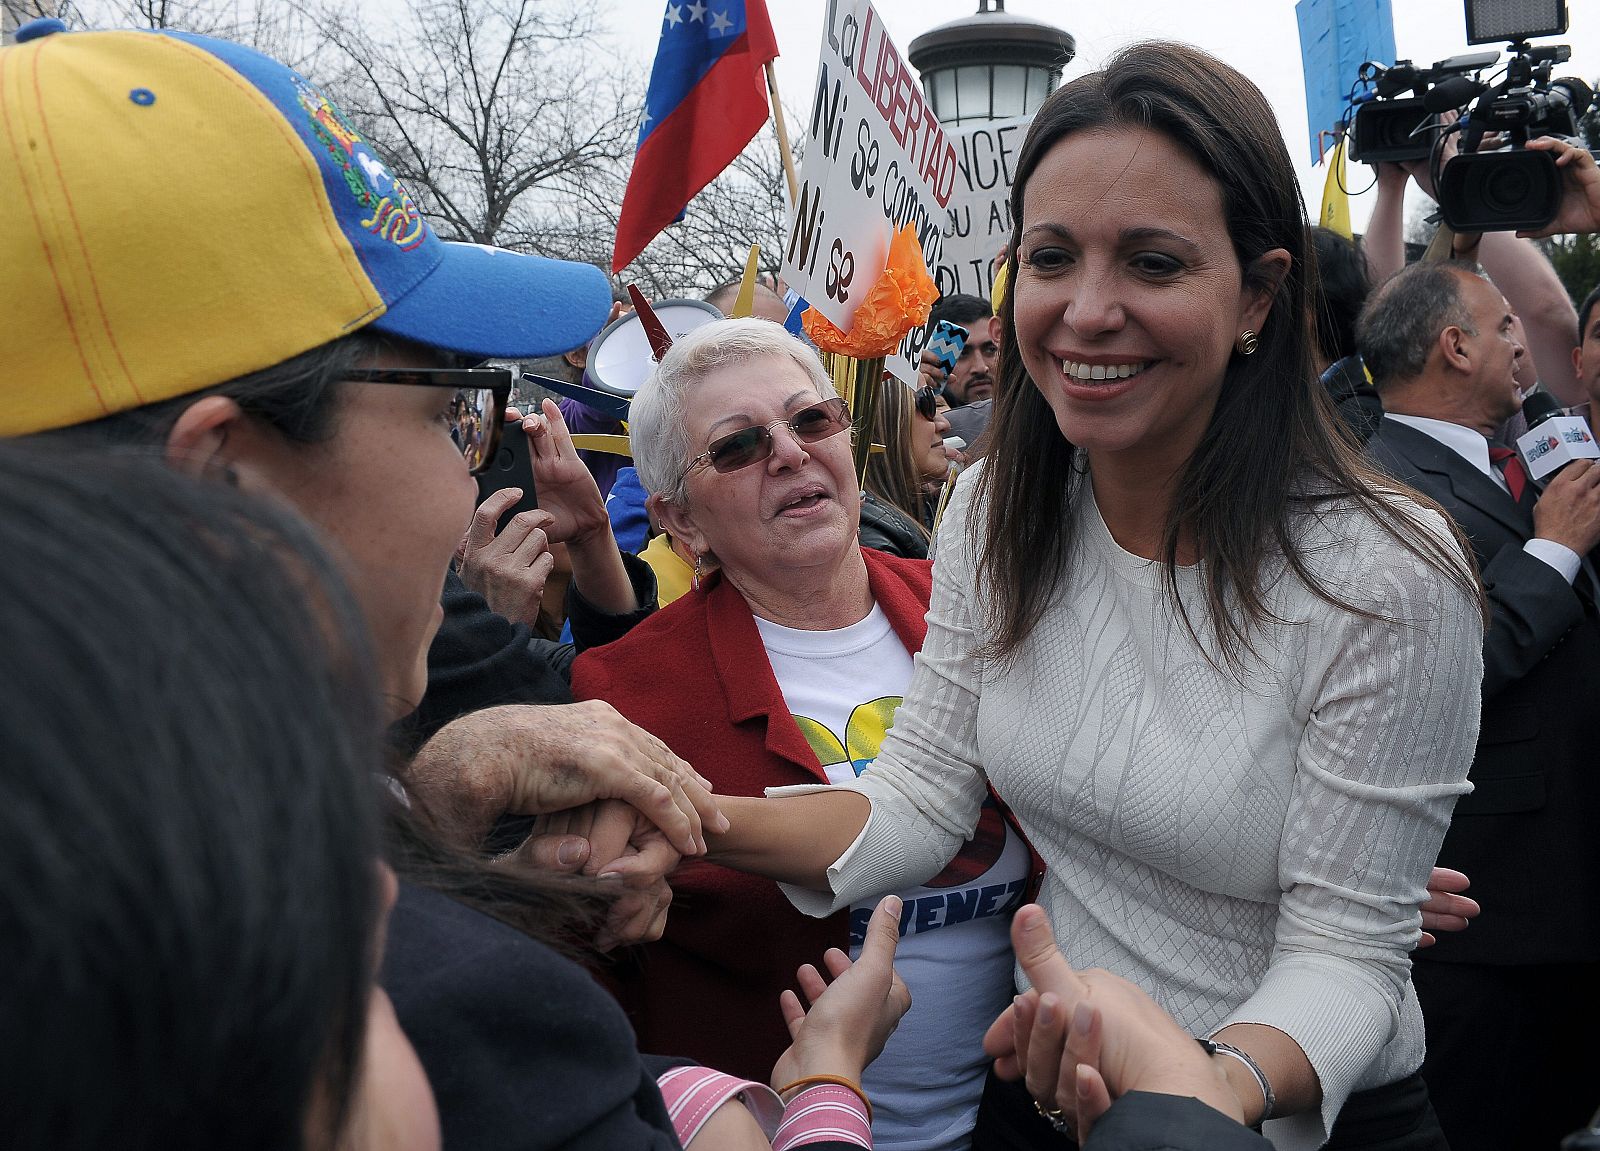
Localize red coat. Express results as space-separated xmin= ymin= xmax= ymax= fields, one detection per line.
xmin=571 ymin=548 xmax=935 ymax=1080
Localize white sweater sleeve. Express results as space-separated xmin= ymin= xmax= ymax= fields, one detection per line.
xmin=1223 ymin=508 xmax=1482 ymax=1150
xmin=773 ymin=466 xmax=994 ymax=916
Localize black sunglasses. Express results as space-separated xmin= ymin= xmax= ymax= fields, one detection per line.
xmin=684 ymin=397 xmax=852 ymax=478
xmin=914 ymin=385 xmax=940 ymax=421
xmin=345 ymin=366 xmax=512 ymax=475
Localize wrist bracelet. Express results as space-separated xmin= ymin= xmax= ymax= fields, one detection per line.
xmin=774 ymin=1075 xmax=872 ymax=1123
xmin=1199 ymin=1038 xmax=1277 ymax=1125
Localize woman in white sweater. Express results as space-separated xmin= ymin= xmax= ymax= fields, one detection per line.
xmin=701 ymin=42 xmax=1485 ymax=1151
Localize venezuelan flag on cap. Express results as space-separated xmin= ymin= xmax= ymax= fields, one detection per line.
xmin=0 ymin=20 xmax=613 ymax=436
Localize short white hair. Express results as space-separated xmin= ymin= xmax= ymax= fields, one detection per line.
xmin=629 ymin=318 xmax=835 ymax=505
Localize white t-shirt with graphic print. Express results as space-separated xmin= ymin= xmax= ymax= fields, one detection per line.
xmin=753 ymin=606 xmax=1029 ymax=1151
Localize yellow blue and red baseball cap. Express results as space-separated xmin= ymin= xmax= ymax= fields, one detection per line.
xmin=0 ymin=19 xmax=613 ymax=436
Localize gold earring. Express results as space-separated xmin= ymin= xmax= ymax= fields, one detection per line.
xmin=1236 ymin=330 xmax=1259 ymax=356
xmin=691 ymin=552 xmax=704 ymax=593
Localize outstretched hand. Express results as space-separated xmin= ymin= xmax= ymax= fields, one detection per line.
xmin=408 ymin=701 xmax=725 ymax=858
xmin=983 ymin=905 xmax=1244 ymax=1143
xmin=770 ymin=894 xmax=912 ymax=1093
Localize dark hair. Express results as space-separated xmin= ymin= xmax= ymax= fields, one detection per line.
xmin=0 ymin=444 xmax=384 ymax=1151
xmin=864 ymin=378 xmax=934 ymax=542
xmin=927 ymin=292 xmax=993 ymax=331
xmin=1309 ymin=226 xmax=1373 ymax=365
xmin=1356 ymin=260 xmax=1482 ymax=389
xmin=1578 ymin=284 xmax=1600 ymax=343
xmin=978 ymin=41 xmax=1482 ymax=665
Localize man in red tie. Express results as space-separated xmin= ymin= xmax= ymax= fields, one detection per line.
xmin=1357 ymin=258 xmax=1600 ymax=1151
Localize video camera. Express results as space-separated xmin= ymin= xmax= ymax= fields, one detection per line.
xmin=1347 ymin=0 xmax=1597 ymax=232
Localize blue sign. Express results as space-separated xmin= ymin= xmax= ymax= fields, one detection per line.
xmin=1297 ymin=0 xmax=1397 ymax=163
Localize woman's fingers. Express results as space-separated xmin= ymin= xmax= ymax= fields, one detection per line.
xmin=1426 ymin=866 xmax=1470 ymax=894
xmin=821 ymin=947 xmax=853 ymax=980
xmin=1011 ymin=904 xmax=1089 ymax=1003
xmin=1062 ymin=1000 xmax=1103 ymax=1129
xmin=780 ymin=988 xmax=806 ymax=1037
xmin=1023 ymin=992 xmax=1069 ymax=1114
xmin=1074 ymin=1064 xmax=1114 ymax=1142
xmin=1008 ymin=991 xmax=1038 ymax=1082
xmin=794 ymin=961 xmax=829 ymax=1007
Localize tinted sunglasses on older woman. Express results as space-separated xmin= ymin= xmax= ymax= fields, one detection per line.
xmin=683 ymin=397 xmax=852 ymax=478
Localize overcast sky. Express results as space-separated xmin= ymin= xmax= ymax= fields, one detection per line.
xmin=607 ymin=0 xmax=1600 ymax=233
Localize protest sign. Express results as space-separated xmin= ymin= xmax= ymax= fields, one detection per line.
xmin=782 ymin=0 xmax=957 ymax=381
xmin=935 ymin=113 xmax=1029 ymax=300
xmin=1296 ymin=0 xmax=1395 ymax=164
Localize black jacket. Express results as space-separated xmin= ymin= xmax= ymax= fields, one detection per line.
xmin=1086 ymin=1093 xmax=1270 ymax=1150
xmin=384 ymin=883 xmax=684 ymax=1150
xmin=858 ymin=490 xmax=931 ymax=560
xmin=385 ymin=883 xmax=888 ymax=1151
xmin=400 ymin=554 xmax=659 ymax=751
xmin=1367 ymin=418 xmax=1600 ymax=964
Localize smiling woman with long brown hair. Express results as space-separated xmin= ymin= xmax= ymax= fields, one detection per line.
xmin=674 ymin=42 xmax=1486 ymax=1151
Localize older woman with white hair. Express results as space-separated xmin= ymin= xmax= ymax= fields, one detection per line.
xmin=574 ymin=318 xmax=1038 ymax=1151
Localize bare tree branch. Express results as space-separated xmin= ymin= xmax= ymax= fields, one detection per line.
xmin=63 ymin=0 xmax=323 ymax=67
xmin=45 ymin=0 xmax=800 ymax=304
xmin=312 ymin=0 xmax=636 ymax=249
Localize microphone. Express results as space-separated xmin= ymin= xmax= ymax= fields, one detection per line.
xmin=1424 ymin=75 xmax=1488 ymax=113
xmin=1515 ymin=391 xmax=1600 ymax=484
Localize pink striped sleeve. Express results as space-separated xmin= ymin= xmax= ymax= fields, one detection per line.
xmin=654 ymin=1065 xmax=784 ymax=1147
xmin=772 ymin=1085 xmax=873 ymax=1149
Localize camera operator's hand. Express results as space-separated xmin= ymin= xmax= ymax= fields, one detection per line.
xmin=1519 ymin=137 xmax=1600 ymax=238
xmin=1532 ymin=459 xmax=1600 ymax=556
xmin=1373 ymin=161 xmax=1410 ymax=192
xmin=1399 ymin=111 xmax=1458 ymax=202
xmin=456 ymin=494 xmax=556 ymax=629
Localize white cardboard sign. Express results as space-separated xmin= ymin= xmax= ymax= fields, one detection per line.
xmin=782 ymin=0 xmax=958 ymax=382
xmin=934 ymin=114 xmax=1030 ymax=301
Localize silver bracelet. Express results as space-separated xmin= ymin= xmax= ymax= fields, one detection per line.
xmin=1204 ymin=1039 xmax=1277 ymax=1125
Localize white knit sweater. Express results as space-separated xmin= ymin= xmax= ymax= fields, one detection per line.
xmin=778 ymin=462 xmax=1482 ymax=1150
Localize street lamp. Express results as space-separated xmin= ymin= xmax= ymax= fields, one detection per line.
xmin=907 ymin=0 xmax=1075 ymax=127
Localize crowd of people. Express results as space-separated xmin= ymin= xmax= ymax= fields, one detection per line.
xmin=5 ymin=13 xmax=1600 ymax=1151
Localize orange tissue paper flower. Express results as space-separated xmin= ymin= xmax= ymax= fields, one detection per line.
xmin=802 ymin=224 xmax=938 ymax=358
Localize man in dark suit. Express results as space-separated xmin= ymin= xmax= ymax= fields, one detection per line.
xmin=1358 ymin=259 xmax=1600 ymax=1151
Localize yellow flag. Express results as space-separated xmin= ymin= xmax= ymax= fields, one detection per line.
xmin=730 ymin=245 xmax=760 ymax=318
xmin=990 ymin=259 xmax=1009 ymax=314
xmin=1320 ymin=137 xmax=1352 ymax=239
